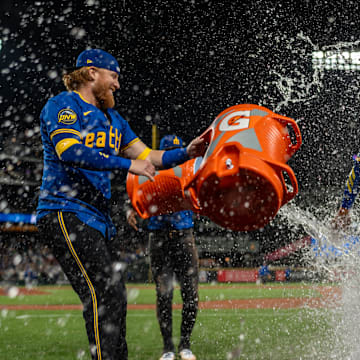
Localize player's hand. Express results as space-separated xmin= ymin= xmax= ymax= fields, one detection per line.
xmin=129 ymin=159 xmax=156 ymax=181
xmin=332 ymin=207 xmax=351 ymax=230
xmin=186 ymin=136 xmax=208 ymax=159
xmin=126 ymin=208 xmax=139 ymax=231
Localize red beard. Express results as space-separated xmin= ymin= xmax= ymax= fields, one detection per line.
xmin=93 ymin=82 xmax=115 ymax=110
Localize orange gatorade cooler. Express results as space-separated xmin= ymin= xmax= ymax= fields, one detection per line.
xmin=126 ymin=104 xmax=302 ymax=231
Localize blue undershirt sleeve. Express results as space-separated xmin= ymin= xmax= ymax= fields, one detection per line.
xmin=161 ymin=147 xmax=190 ymax=169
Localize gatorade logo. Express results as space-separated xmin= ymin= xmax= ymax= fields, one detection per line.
xmin=58 ymin=109 xmax=78 ymax=125
xmin=219 ymin=110 xmax=250 ymax=131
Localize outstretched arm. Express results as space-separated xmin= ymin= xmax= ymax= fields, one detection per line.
xmin=55 ymin=138 xmax=156 ymax=181
xmin=122 ymin=136 xmax=207 ymax=169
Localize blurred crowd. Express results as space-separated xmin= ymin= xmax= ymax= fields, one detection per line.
xmin=0 ymin=238 xmax=66 ymax=286
xmin=0 ymin=236 xmax=150 ymax=286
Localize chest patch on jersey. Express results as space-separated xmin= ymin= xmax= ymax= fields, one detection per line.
xmin=58 ymin=108 xmax=77 ymax=125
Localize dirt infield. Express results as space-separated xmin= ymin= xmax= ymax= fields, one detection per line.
xmin=0 ymin=285 xmax=341 ymax=311
xmin=0 ymin=288 xmax=49 ymax=296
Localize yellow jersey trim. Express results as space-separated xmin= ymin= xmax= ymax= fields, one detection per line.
xmin=55 ymin=138 xmax=81 ymax=158
xmin=73 ymin=90 xmax=92 ymax=104
xmin=347 ymin=180 xmax=352 ymax=193
xmin=351 ymin=168 xmax=355 ymax=181
xmin=136 ymin=147 xmax=152 ymax=160
xmin=57 ymin=212 xmax=102 ymax=360
xmin=349 ymin=174 xmax=354 ymax=187
xmin=50 ymin=129 xmax=82 ymax=140
xmin=122 ymin=138 xmax=140 ymax=151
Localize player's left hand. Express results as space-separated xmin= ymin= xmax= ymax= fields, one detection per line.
xmin=186 ymin=136 xmax=208 ymax=158
xmin=126 ymin=208 xmax=139 ymax=231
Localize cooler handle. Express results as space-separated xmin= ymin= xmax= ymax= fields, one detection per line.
xmin=278 ymin=164 xmax=299 ymax=205
xmin=274 ymin=114 xmax=302 ymax=154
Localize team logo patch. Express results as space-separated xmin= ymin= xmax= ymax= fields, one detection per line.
xmin=58 ymin=108 xmax=77 ymax=125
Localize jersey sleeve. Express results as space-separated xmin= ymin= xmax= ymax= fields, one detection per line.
xmin=42 ymin=96 xmax=83 ymax=158
xmin=118 ymin=114 xmax=140 ymax=151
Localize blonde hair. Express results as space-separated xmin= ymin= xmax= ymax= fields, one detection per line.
xmin=62 ymin=67 xmax=92 ymax=91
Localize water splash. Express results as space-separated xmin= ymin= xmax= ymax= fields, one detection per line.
xmin=268 ymin=31 xmax=360 ymax=356
xmin=269 ymin=32 xmax=360 ymax=114
xmin=278 ymin=201 xmax=360 ymax=359
xmin=269 ymin=32 xmax=324 ymax=113
xmin=322 ymin=40 xmax=360 ymax=55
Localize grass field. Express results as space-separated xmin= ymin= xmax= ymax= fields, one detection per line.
xmin=0 ymin=283 xmax=343 ymax=360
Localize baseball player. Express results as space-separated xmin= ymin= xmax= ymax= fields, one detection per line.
xmin=127 ymin=135 xmax=198 ymax=360
xmin=333 ymin=153 xmax=360 ymax=229
xmin=36 ymin=49 xmax=206 ymax=360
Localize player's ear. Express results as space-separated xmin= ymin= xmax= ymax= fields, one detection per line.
xmin=87 ymin=66 xmax=97 ymax=81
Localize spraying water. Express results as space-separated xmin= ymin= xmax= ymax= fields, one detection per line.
xmin=278 ymin=200 xmax=360 ymax=359
xmin=265 ymin=33 xmax=360 ymax=359
xmin=269 ymin=32 xmax=325 ymax=113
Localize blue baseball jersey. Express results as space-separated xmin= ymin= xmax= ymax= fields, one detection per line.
xmin=147 ymin=210 xmax=194 ymax=230
xmin=342 ymin=154 xmax=360 ymax=209
xmin=36 ymin=90 xmax=139 ymax=239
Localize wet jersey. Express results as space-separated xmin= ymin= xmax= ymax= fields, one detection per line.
xmin=342 ymin=154 xmax=360 ymax=209
xmin=147 ymin=210 xmax=194 ymax=230
xmin=36 ymin=91 xmax=139 ymax=239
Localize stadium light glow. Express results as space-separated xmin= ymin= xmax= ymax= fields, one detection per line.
xmin=312 ymin=49 xmax=360 ymax=71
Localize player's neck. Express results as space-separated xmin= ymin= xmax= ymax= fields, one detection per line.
xmin=76 ymin=86 xmax=98 ymax=108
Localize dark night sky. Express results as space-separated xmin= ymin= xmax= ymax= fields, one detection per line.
xmin=1 ymin=0 xmax=360 ymax=214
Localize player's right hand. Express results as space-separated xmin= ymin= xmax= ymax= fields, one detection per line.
xmin=332 ymin=207 xmax=351 ymax=230
xmin=186 ymin=136 xmax=208 ymax=159
xmin=129 ymin=159 xmax=156 ymax=181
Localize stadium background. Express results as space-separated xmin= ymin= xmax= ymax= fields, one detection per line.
xmin=1 ymin=0 xmax=360 ymax=283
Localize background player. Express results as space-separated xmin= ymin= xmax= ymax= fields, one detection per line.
xmin=127 ymin=135 xmax=198 ymax=360
xmin=333 ymin=153 xmax=360 ymax=229
xmin=36 ymin=48 xmax=206 ymax=360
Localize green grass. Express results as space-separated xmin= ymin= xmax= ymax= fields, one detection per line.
xmin=0 ymin=283 xmax=343 ymax=360
xmin=0 ymin=283 xmax=321 ymax=306
xmin=0 ymin=286 xmax=82 ymax=306
xmin=0 ymin=310 xmax=89 ymax=359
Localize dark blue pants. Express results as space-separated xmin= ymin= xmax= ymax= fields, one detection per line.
xmin=38 ymin=211 xmax=127 ymax=360
xmin=149 ymin=228 xmax=199 ymax=353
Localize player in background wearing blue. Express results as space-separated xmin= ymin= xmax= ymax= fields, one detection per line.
xmin=36 ymin=49 xmax=206 ymax=360
xmin=258 ymin=262 xmax=271 ymax=283
xmin=127 ymin=135 xmax=198 ymax=360
xmin=333 ymin=154 xmax=360 ymax=229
